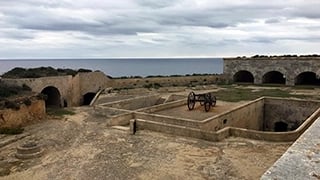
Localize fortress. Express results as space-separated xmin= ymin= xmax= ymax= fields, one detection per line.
xmin=1 ymin=56 xmax=320 ymax=179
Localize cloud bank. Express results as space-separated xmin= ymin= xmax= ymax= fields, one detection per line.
xmin=0 ymin=0 xmax=319 ymax=58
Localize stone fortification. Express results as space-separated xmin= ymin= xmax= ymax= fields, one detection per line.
xmin=224 ymin=56 xmax=320 ymax=85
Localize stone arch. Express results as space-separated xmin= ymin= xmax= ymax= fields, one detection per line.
xmin=233 ymin=70 xmax=254 ymax=83
xmin=262 ymin=71 xmax=286 ymax=84
xmin=295 ymin=71 xmax=319 ymax=85
xmin=41 ymin=86 xmax=61 ymax=108
xmin=82 ymin=92 xmax=96 ymax=105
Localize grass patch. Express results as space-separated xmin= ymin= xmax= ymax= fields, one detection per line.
xmin=214 ymin=87 xmax=307 ymax=102
xmin=46 ymin=108 xmax=75 ymax=117
xmin=0 ymin=127 xmax=24 ymax=135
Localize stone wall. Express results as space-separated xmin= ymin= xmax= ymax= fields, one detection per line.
xmin=264 ymin=98 xmax=320 ymax=131
xmin=111 ymin=75 xmax=223 ymax=89
xmin=223 ymin=57 xmax=320 ymax=85
xmin=0 ymin=99 xmax=45 ymax=128
xmin=201 ymin=98 xmax=264 ymax=131
xmin=2 ymin=72 xmax=111 ymax=106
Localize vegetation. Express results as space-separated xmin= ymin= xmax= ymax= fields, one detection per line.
xmin=2 ymin=67 xmax=92 ymax=78
xmin=0 ymin=83 xmax=32 ymax=98
xmin=46 ymin=108 xmax=75 ymax=117
xmin=0 ymin=127 xmax=24 ymax=135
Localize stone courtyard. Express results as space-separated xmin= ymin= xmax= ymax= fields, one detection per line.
xmin=0 ymin=106 xmax=290 ymax=180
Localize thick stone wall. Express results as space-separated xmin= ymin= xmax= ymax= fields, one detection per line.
xmin=224 ymin=57 xmax=320 ymax=85
xmin=2 ymin=72 xmax=111 ymax=106
xmin=0 ymin=99 xmax=45 ymax=128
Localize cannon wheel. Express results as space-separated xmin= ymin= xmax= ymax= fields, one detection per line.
xmin=211 ymin=96 xmax=217 ymax=107
xmin=187 ymin=92 xmax=196 ymax=110
xmin=204 ymin=93 xmax=211 ymax=112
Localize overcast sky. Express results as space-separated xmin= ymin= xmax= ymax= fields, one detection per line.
xmin=0 ymin=0 xmax=319 ymax=58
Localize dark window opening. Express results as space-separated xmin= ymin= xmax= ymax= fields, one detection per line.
xmin=41 ymin=86 xmax=61 ymax=108
xmin=262 ymin=71 xmax=286 ymax=84
xmin=295 ymin=72 xmax=320 ymax=85
xmin=274 ymin=121 xmax=288 ymax=132
xmin=233 ymin=71 xmax=254 ymax=83
xmin=82 ymin=92 xmax=96 ymax=105
xmin=223 ymin=119 xmax=227 ymax=124
xmin=63 ymin=100 xmax=68 ymax=107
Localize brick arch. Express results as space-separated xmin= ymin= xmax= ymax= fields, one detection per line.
xmin=262 ymin=71 xmax=286 ymax=84
xmin=233 ymin=70 xmax=254 ymax=83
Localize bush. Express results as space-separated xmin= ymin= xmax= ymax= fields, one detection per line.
xmin=0 ymin=127 xmax=24 ymax=135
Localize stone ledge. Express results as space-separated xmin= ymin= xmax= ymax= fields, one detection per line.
xmin=261 ymin=117 xmax=320 ymax=179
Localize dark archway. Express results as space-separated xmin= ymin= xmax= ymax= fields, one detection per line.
xmin=262 ymin=71 xmax=286 ymax=84
xmin=41 ymin=86 xmax=61 ymax=108
xmin=82 ymin=92 xmax=96 ymax=105
xmin=274 ymin=121 xmax=288 ymax=132
xmin=233 ymin=70 xmax=254 ymax=83
xmin=295 ymin=72 xmax=319 ymax=85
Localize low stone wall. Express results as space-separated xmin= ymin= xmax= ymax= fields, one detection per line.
xmin=111 ymin=75 xmax=223 ymax=89
xmin=101 ymin=94 xmax=162 ymax=110
xmin=0 ymin=99 xmax=45 ymax=128
xmin=261 ymin=116 xmax=320 ymax=179
xmin=201 ymin=97 xmax=264 ymax=131
xmin=107 ymin=97 xmax=320 ymax=142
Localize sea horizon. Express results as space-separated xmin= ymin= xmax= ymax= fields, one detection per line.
xmin=0 ymin=58 xmax=223 ymax=78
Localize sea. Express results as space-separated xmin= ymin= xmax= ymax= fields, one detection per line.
xmin=0 ymin=58 xmax=223 ymax=78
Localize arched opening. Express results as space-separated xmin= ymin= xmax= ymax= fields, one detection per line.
xmin=233 ymin=70 xmax=254 ymax=83
xmin=41 ymin=86 xmax=61 ymax=108
xmin=295 ymin=72 xmax=319 ymax=85
xmin=262 ymin=71 xmax=286 ymax=84
xmin=82 ymin=92 xmax=96 ymax=105
xmin=274 ymin=121 xmax=288 ymax=132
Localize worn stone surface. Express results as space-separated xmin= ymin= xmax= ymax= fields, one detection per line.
xmin=0 ymin=107 xmax=290 ymax=180
xmin=261 ymin=117 xmax=320 ymax=179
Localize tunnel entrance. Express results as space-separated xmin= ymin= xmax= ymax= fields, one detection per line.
xmin=41 ymin=86 xmax=61 ymax=108
xmin=274 ymin=121 xmax=288 ymax=132
xmin=262 ymin=71 xmax=286 ymax=84
xmin=233 ymin=70 xmax=254 ymax=83
xmin=295 ymin=72 xmax=319 ymax=85
xmin=82 ymin=92 xmax=96 ymax=105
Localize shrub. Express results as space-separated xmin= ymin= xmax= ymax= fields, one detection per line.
xmin=0 ymin=127 xmax=24 ymax=135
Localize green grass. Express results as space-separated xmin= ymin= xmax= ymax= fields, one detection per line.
xmin=214 ymin=87 xmax=307 ymax=102
xmin=46 ymin=108 xmax=75 ymax=117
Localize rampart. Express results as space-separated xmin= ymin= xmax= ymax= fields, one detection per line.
xmin=224 ymin=57 xmax=320 ymax=85
xmin=2 ymin=72 xmax=112 ymax=107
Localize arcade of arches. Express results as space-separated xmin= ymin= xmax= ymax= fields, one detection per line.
xmin=233 ymin=70 xmax=320 ymax=86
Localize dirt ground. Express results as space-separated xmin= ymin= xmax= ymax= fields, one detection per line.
xmin=0 ymin=105 xmax=291 ymax=180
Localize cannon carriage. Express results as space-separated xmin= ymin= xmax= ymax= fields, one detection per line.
xmin=187 ymin=91 xmax=216 ymax=112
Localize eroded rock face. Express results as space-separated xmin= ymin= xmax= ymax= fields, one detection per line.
xmin=0 ymin=98 xmax=45 ymax=128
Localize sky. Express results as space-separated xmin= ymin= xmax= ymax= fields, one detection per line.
xmin=0 ymin=0 xmax=319 ymax=58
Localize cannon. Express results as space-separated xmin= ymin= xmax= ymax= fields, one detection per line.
xmin=187 ymin=91 xmax=216 ymax=112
